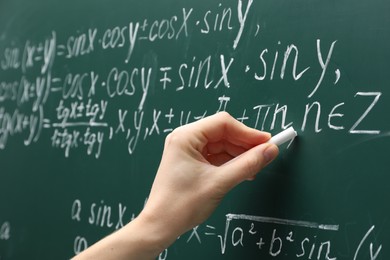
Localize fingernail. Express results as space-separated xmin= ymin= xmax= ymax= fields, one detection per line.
xmin=263 ymin=144 xmax=279 ymax=164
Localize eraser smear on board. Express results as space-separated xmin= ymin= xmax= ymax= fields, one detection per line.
xmin=268 ymin=127 xmax=298 ymax=147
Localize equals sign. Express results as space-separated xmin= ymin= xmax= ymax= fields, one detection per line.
xmin=51 ymin=78 xmax=62 ymax=92
xmin=205 ymin=225 xmax=216 ymax=236
xmin=43 ymin=119 xmax=51 ymax=128
xmin=57 ymin=45 xmax=66 ymax=56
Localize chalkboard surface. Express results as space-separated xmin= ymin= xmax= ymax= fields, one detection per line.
xmin=1 ymin=0 xmax=389 ymax=259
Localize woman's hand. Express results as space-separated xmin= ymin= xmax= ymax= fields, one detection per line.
xmin=73 ymin=112 xmax=279 ymax=260
xmin=140 ymin=112 xmax=279 ymax=251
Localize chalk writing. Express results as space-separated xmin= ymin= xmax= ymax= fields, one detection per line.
xmin=73 ymin=236 xmax=88 ymax=255
xmin=353 ymin=226 xmax=382 ymax=260
xmin=68 ymin=196 xmax=383 ymax=259
xmin=190 ymin=215 xmax=381 ymax=259
xmin=0 ymin=106 xmax=44 ymax=148
xmin=0 ymin=0 xmax=384 ymax=158
xmin=213 ymin=214 xmax=339 ymax=258
xmin=252 ymin=39 xmax=339 ymax=98
xmin=0 ymin=222 xmax=10 ymax=241
xmin=0 ymin=0 xmax=388 ymax=259
xmin=65 ymin=29 xmax=97 ymax=59
xmin=70 ymin=198 xmax=135 ymax=255
xmin=70 ymin=199 xmax=129 ymax=230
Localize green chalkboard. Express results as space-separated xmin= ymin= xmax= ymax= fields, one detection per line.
xmin=1 ymin=0 xmax=390 ymax=259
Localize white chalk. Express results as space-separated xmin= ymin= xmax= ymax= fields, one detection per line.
xmin=268 ymin=127 xmax=297 ymax=146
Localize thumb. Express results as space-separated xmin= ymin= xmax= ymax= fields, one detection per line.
xmin=218 ymin=143 xmax=279 ymax=189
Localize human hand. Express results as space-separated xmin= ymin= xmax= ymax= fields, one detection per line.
xmin=139 ymin=112 xmax=279 ymax=248
xmin=73 ymin=112 xmax=279 ymax=260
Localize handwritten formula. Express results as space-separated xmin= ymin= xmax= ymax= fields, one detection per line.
xmin=69 ymin=198 xmax=383 ymax=260
xmin=0 ymin=0 xmax=388 ymax=259
xmin=0 ymin=0 xmax=384 ymax=158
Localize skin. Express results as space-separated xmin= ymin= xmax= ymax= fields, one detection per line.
xmin=73 ymin=112 xmax=279 ymax=260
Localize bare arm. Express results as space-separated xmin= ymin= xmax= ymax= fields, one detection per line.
xmin=73 ymin=112 xmax=279 ymax=260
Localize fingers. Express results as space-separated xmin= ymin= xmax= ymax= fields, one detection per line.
xmin=206 ymin=140 xmax=247 ymax=157
xmin=204 ymin=141 xmax=250 ymax=166
xmin=185 ymin=112 xmax=271 ymax=151
xmin=217 ymin=143 xmax=279 ymax=190
xmin=164 ymin=111 xmax=278 ymax=188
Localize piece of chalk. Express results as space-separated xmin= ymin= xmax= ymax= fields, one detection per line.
xmin=268 ymin=127 xmax=297 ymax=146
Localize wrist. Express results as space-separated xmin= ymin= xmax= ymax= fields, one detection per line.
xmin=124 ymin=212 xmax=178 ymax=258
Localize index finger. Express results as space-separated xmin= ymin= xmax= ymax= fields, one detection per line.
xmin=185 ymin=112 xmax=271 ymax=149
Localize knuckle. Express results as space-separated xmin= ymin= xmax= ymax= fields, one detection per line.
xmin=216 ymin=111 xmax=232 ymax=121
xmin=165 ymin=126 xmax=186 ymax=147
